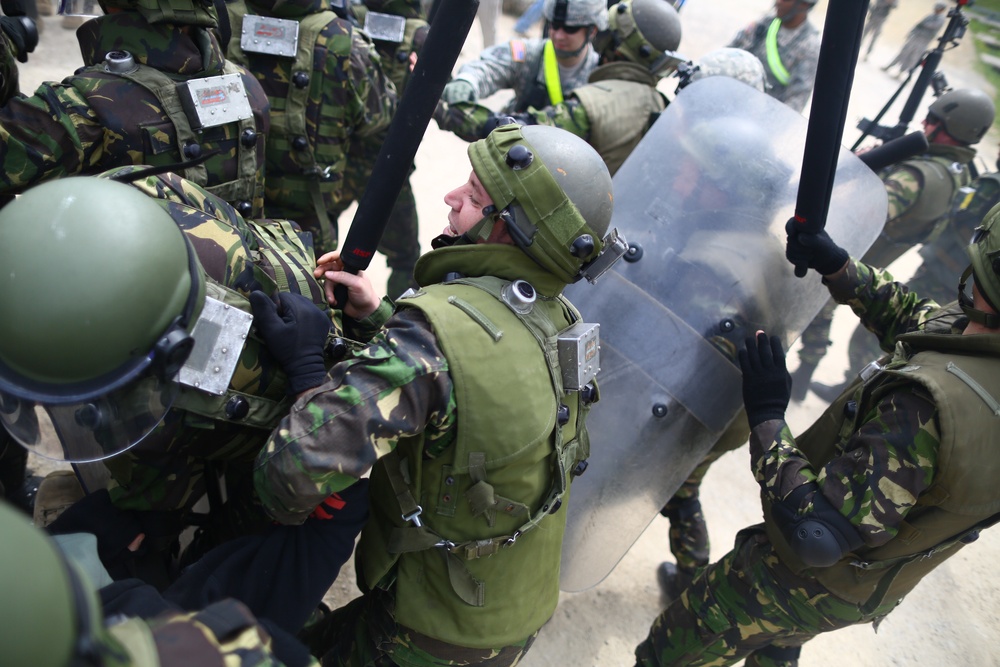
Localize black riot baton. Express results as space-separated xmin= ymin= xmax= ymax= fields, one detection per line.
xmin=331 ymin=0 xmax=480 ymax=307
xmin=790 ymin=0 xmax=870 ymax=277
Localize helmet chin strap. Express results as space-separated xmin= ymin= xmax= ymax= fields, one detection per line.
xmin=431 ymin=206 xmax=502 ymax=249
xmin=958 ymin=265 xmax=1000 ymax=329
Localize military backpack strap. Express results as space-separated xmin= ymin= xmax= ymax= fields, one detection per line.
xmin=248 ymin=217 xmax=325 ymax=302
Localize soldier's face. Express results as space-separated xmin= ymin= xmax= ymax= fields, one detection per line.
xmin=550 ymin=23 xmax=591 ymax=54
xmin=443 ymin=170 xmax=494 ymax=237
xmin=775 ymin=0 xmax=806 ymax=19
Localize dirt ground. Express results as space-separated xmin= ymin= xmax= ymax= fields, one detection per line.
xmin=15 ymin=0 xmax=1000 ymax=665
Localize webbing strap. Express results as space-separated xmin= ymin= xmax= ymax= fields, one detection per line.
xmin=765 ymin=18 xmax=790 ymax=86
xmin=542 ymin=40 xmax=563 ymax=105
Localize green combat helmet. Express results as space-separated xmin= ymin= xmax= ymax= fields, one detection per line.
xmin=0 ymin=178 xmax=205 ymax=463
xmin=468 ymin=123 xmax=625 ymax=284
xmin=927 ymin=88 xmax=996 ymax=146
xmin=961 ymin=204 xmax=1000 ymax=328
xmin=61 ymin=0 xmax=218 ymax=26
xmin=0 ymin=500 xmax=114 ymax=667
xmin=603 ymin=0 xmax=683 ymax=76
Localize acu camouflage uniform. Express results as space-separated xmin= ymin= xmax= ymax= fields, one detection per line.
xmin=637 ymin=259 xmax=1000 ymax=667
xmin=727 ymin=11 xmax=819 ymax=113
xmin=225 ymin=0 xmax=396 ymax=253
xmin=0 ymin=12 xmax=270 ymax=216
xmin=451 ymin=36 xmax=600 ymax=114
xmin=256 ymin=243 xmax=594 ymax=667
xmin=798 ymin=143 xmax=975 ymax=375
xmin=85 ymin=166 xmax=389 ymax=571
xmin=436 ymin=60 xmax=666 ymax=175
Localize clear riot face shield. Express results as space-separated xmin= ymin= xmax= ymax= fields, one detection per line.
xmin=559 ymin=75 xmax=887 ymax=592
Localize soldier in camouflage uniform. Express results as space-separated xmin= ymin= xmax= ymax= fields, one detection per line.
xmin=793 ymin=88 xmax=994 ymax=401
xmin=861 ymin=0 xmax=897 ymax=61
xmin=440 ymin=0 xmax=608 ymax=114
xmin=329 ymin=0 xmax=429 ymax=299
xmin=224 ymin=0 xmax=397 ymax=255
xmin=727 ymin=0 xmax=819 ymax=113
xmin=635 ymin=211 xmax=1000 ymax=667
xmin=0 ymin=10 xmax=36 ymax=104
xmin=883 ymin=2 xmax=947 ymax=77
xmin=0 ymin=0 xmax=269 ymax=218
xmin=435 ymin=0 xmax=682 ymax=176
xmin=0 ymin=499 xmax=318 ymax=667
xmin=907 ymin=151 xmax=1000 ymax=305
xmin=0 ymin=169 xmax=386 ymax=630
xmin=251 ymin=124 xmax=624 ymax=666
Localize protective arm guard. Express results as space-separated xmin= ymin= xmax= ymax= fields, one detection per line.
xmin=771 ymin=482 xmax=865 ymax=568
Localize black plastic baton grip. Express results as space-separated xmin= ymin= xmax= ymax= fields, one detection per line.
xmin=332 ymin=0 xmax=480 ymax=307
xmin=792 ymin=0 xmax=870 ymax=277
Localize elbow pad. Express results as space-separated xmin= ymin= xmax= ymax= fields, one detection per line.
xmin=771 ymin=483 xmax=865 ymax=568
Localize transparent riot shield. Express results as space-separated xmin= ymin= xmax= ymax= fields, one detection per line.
xmin=559 ymin=76 xmax=887 ymax=592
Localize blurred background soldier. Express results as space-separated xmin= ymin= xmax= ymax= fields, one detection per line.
xmin=252 ymin=124 xmax=623 ymax=666
xmin=794 ymin=88 xmax=995 ymax=401
xmin=635 ymin=202 xmax=1000 ymax=667
xmin=862 ymin=0 xmax=898 ymax=62
xmin=883 ymin=1 xmax=947 ymax=77
xmin=0 ymin=1 xmax=36 ymax=101
xmin=726 ymin=0 xmax=819 ymax=113
xmin=435 ymin=0 xmax=683 ymax=176
xmin=225 ymin=0 xmax=397 ymax=255
xmin=0 ymin=169 xmax=383 ymax=633
xmin=908 ymin=149 xmax=1000 ymax=304
xmin=0 ymin=500 xmax=318 ymax=667
xmin=0 ymin=0 xmax=269 ymax=218
xmin=440 ymin=0 xmax=608 ymax=113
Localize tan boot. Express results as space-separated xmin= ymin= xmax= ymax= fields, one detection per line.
xmin=36 ymin=0 xmax=55 ymax=17
xmin=33 ymin=469 xmax=84 ymax=528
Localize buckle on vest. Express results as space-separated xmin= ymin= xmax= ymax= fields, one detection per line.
xmin=402 ymin=506 xmax=424 ymax=527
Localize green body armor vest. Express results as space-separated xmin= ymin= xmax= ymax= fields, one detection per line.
xmin=357 ymin=276 xmax=592 ymax=647
xmin=763 ymin=328 xmax=1000 ymax=612
xmin=570 ymin=62 xmax=666 ymax=176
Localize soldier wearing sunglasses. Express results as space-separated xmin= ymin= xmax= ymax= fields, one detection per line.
xmin=440 ymin=0 xmax=607 ymax=114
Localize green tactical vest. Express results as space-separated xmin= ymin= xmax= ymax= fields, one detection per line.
xmin=879 ymin=144 xmax=974 ymax=250
xmin=227 ymin=3 xmax=363 ymax=243
xmin=351 ymin=5 xmax=428 ymax=94
xmin=357 ymin=266 xmax=592 ymax=647
xmin=570 ymin=62 xmax=666 ymax=176
xmin=763 ymin=327 xmax=1000 ymax=612
xmin=93 ymin=60 xmax=264 ymax=217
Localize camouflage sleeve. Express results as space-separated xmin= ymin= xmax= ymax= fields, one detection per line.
xmin=0 ymin=81 xmax=105 ymax=194
xmin=434 ymin=97 xmax=589 ymax=143
xmin=781 ymin=32 xmax=819 ymax=113
xmin=433 ymin=101 xmax=497 ymax=142
xmin=254 ymin=308 xmax=455 ymax=524
xmin=342 ymin=295 xmax=394 ymax=342
xmin=518 ymin=97 xmax=591 ymax=139
xmin=882 ymin=162 xmax=923 ymax=222
xmin=343 ymin=31 xmax=397 ymax=140
xmin=726 ymin=18 xmax=764 ymax=50
xmin=825 ymin=259 xmax=947 ymax=352
xmin=0 ymin=31 xmax=19 ymax=105
xmin=454 ymin=39 xmax=536 ymax=100
xmin=750 ymin=387 xmax=939 ymax=546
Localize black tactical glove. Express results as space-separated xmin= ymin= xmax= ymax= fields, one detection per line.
xmin=785 ymin=219 xmax=850 ymax=277
xmin=0 ymin=15 xmax=37 ymax=63
xmin=46 ymin=488 xmax=147 ymax=580
xmin=249 ymin=291 xmax=331 ymax=395
xmin=738 ymin=332 xmax=792 ymax=428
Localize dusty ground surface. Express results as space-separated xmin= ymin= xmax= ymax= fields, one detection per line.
xmin=16 ymin=0 xmax=1000 ymax=665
